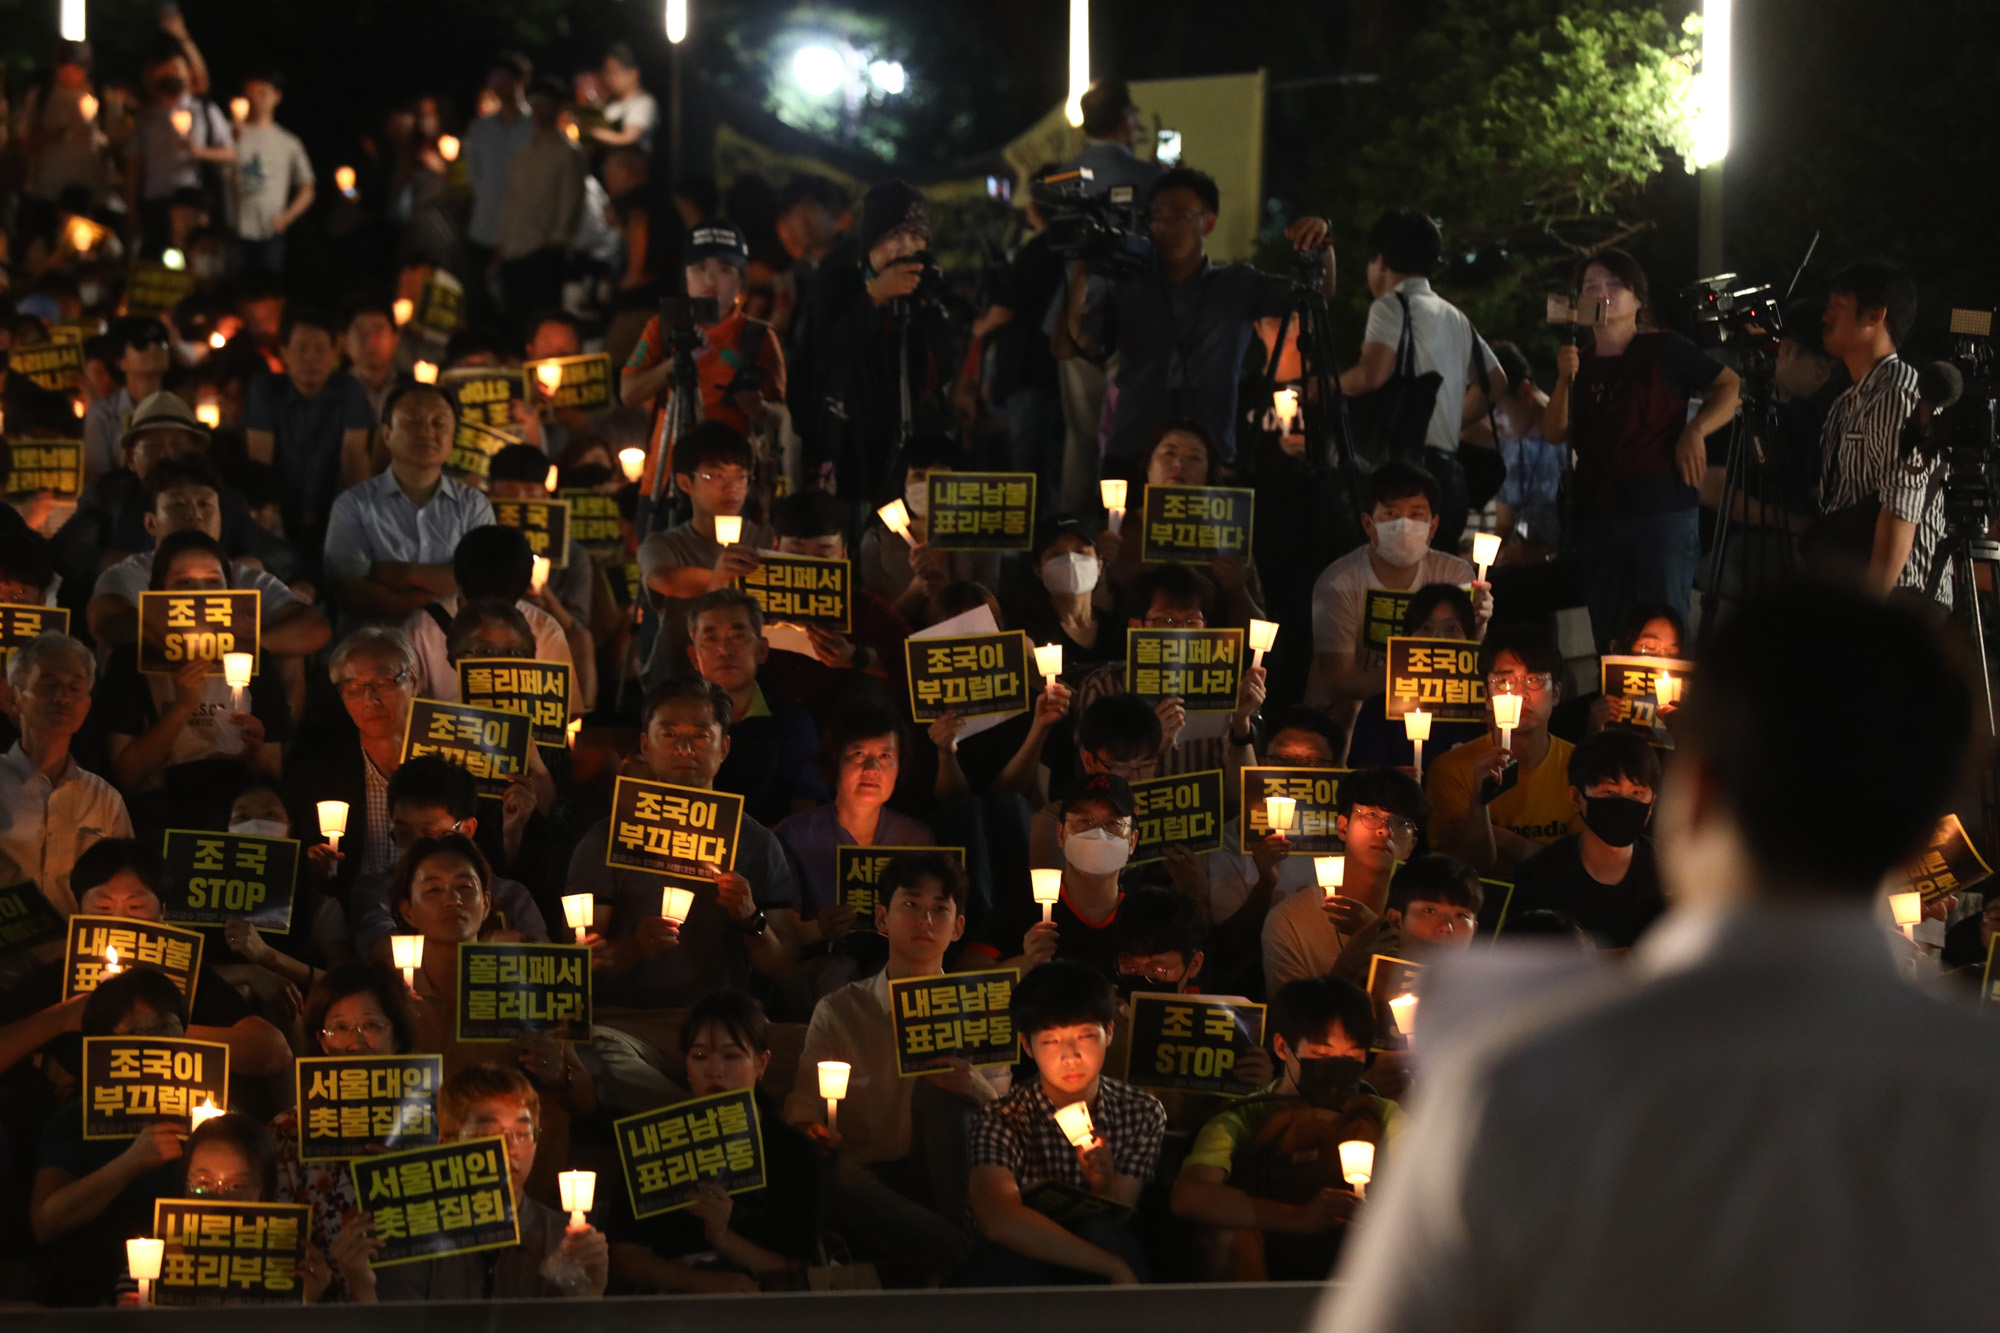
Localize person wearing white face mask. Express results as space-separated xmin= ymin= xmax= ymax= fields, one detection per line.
xmin=215 ymin=782 xmax=353 ymax=997
xmin=1307 ymin=461 xmax=1493 ymax=721
xmin=1012 ymin=516 xmax=1119 ymax=675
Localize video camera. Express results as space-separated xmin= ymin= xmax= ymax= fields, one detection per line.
xmin=1932 ymin=308 xmax=1997 ymax=534
xmin=1688 ymin=273 xmax=1785 ymax=378
xmin=657 ymin=295 xmax=721 ymax=356
xmin=1031 ymin=168 xmax=1154 ymax=280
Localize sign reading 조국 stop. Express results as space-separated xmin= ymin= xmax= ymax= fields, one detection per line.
xmin=160 ymin=829 xmax=300 ymax=931
xmin=1123 ymin=992 xmax=1264 ymax=1097
xmin=137 ymin=589 xmax=260 ymax=675
xmin=0 ymin=604 xmax=70 ymax=660
xmin=490 ymin=497 xmax=570 ymax=566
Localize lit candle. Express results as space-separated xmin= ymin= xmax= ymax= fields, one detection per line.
xmin=68 ymin=215 xmax=96 ymax=251
xmin=558 ymin=1170 xmax=596 ymax=1229
xmin=189 ymin=1095 xmax=224 ymax=1131
xmin=71 ymin=398 xmax=85 ymax=418
xmin=1034 ymin=643 xmax=1064 ymax=683
xmin=1471 ymin=530 xmax=1501 ymax=583
xmin=103 ymin=944 xmax=121 ymax=977
xmin=1388 ymin=991 xmax=1419 ymax=1038
xmin=171 ymin=108 xmax=193 ymax=136
xmin=536 ymin=361 xmax=564 ymax=395
xmin=531 ymin=555 xmax=551 ymax=593
xmin=1264 ymin=794 xmax=1297 ymax=834
xmin=196 ymin=403 xmax=221 ymax=429
xmin=208 ymin=329 xmax=227 ymax=350
xmin=1338 ymin=1140 xmax=1375 ymax=1197
xmin=1052 ymin=1100 xmax=1096 ymax=1149
xmin=413 ymin=360 xmax=438 ymax=384
xmin=545 ymin=464 xmax=559 ymax=492
xmin=127 ymin=1238 xmax=164 ymax=1307
xmin=393 ymin=298 xmax=415 ymax=326
xmin=618 ymin=447 xmax=645 ymax=484
xmin=1889 ymin=890 xmax=1923 ymax=941
xmin=222 ymin=651 xmax=253 ymax=713
xmin=79 ymin=93 xmax=98 ymax=123
xmin=1315 ymin=855 xmax=1345 ymax=900
xmin=566 ymin=718 xmax=583 ymax=750
xmin=713 ymin=514 xmax=743 ymax=547
xmin=818 ymin=1060 xmax=851 ymax=1134
xmin=561 ymin=893 xmax=593 ymax=944
xmin=563 ymin=121 xmax=581 ymax=143
xmin=162 ymin=248 xmax=186 ymax=271
xmin=1656 ymin=671 xmax=1681 ymax=707
xmin=1099 ymin=478 xmax=1127 ymax=535
xmin=390 ymin=934 xmax=424 ymax=990
xmin=438 ymin=134 xmax=461 ymax=162
xmin=661 ymin=886 xmax=696 ymax=924
xmin=316 ymin=800 xmax=349 ymax=852
xmin=1491 ymin=690 xmax=1523 ymax=753
xmin=1247 ymin=618 xmax=1278 ymax=672
xmin=1273 ymin=387 xmax=1300 ymax=434
xmin=230 ymin=96 xmax=249 ymax=123
xmin=335 ymin=165 xmax=357 ymax=197
xmin=877 ymin=498 xmax=917 ymax=547
xmin=1404 ymin=707 xmax=1432 ymax=779
xmin=1030 ymin=868 xmax=1063 ymax=923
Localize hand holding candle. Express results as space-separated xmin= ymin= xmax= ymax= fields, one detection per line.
xmin=558 ymin=1169 xmax=597 ymax=1229
xmin=104 ymin=944 xmax=122 ymax=977
xmin=818 ymin=1060 xmax=851 ymax=1134
xmin=1492 ymin=690 xmax=1523 ymax=753
xmin=1273 ymin=387 xmax=1300 ymax=434
xmin=713 ymin=514 xmax=743 ymax=547
xmin=1034 ymin=643 xmax=1064 ymax=684
xmin=317 ymin=800 xmax=349 ymax=852
xmin=1403 ymin=707 xmax=1432 ymax=778
xmin=619 ymin=447 xmax=645 ymax=484
xmin=391 ymin=934 xmax=424 ymax=990
xmin=1248 ymin=619 xmax=1279 ymax=672
xmin=1471 ymin=530 xmax=1501 ymax=584
xmin=877 ymin=498 xmax=917 ymax=547
xmin=1315 ymin=855 xmax=1345 ymax=900
xmin=127 ymin=1237 xmax=164 ymax=1306
xmin=1889 ymin=890 xmax=1922 ymax=940
xmin=531 ymin=555 xmax=551 ymax=593
xmin=438 ymin=134 xmax=461 ymax=162
xmin=661 ymin=887 xmax=696 ymax=924
xmin=1338 ymin=1140 xmax=1375 ymax=1197
xmin=413 ymin=360 xmax=438 ymax=384
xmin=190 ymin=1095 xmax=224 ymax=1131
xmin=1388 ymin=992 xmax=1419 ymax=1040
xmin=1031 ymin=868 xmax=1063 ymax=923
xmin=562 ymin=893 xmax=593 ymax=944
xmin=1099 ymin=479 xmax=1127 ymax=535
xmin=1053 ymin=1100 xmax=1096 ymax=1149
xmin=1264 ymin=795 xmax=1297 ymax=835
xmin=536 ymin=362 xmax=564 ymax=395
xmin=229 ymin=96 xmax=249 ymax=123
xmin=393 ymin=298 xmax=415 ymax=326
xmin=171 ymin=108 xmax=193 ymax=137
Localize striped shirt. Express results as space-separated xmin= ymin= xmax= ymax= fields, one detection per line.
xmin=1817 ymin=354 xmax=1946 ymax=605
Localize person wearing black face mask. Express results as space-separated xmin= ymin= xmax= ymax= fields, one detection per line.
xmin=1509 ymin=728 xmax=1665 ymax=949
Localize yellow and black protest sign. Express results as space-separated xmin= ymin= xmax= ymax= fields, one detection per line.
xmin=491 ymin=497 xmax=571 ymax=566
xmin=1479 ymin=878 xmax=1518 ymax=936
xmin=905 ymin=630 xmax=1029 ymax=721
xmin=526 ymin=353 xmax=615 ymax=412
xmin=1127 ymin=628 xmax=1243 ymax=712
xmin=1131 ymin=770 xmax=1224 ymax=864
xmin=0 ymin=603 xmax=70 ymax=659
xmin=64 ymin=915 xmax=203 ymax=1004
xmin=1138 ymin=484 xmax=1254 ymax=563
xmin=444 ymin=419 xmax=519 ymax=488
xmin=415 ymin=271 xmax=465 ymax=335
xmin=10 ymin=339 xmax=85 ymax=393
xmin=889 ymin=968 xmax=1018 ymax=1074
xmin=1240 ymin=766 xmax=1351 ymax=854
xmin=82 ymin=1036 xmax=227 ymax=1139
xmin=1362 ymin=588 xmax=1416 ymax=652
xmin=741 ymin=552 xmax=851 ymax=631
xmin=1385 ymin=636 xmax=1486 ymax=723
xmin=559 ymin=488 xmax=624 ymax=559
xmin=8 ymin=439 xmax=83 ymax=502
xmin=151 ymin=1199 xmax=309 ymax=1306
xmin=1021 ymin=1180 xmax=1134 ymax=1227
xmin=443 ymin=367 xmax=527 ymax=432
xmin=1364 ymin=955 xmax=1423 ymax=1053
xmin=614 ymin=1088 xmax=766 ymax=1219
xmin=137 ymin=589 xmax=260 ymax=676
xmin=126 ymin=259 xmax=196 ymax=318
xmin=606 ymin=776 xmax=744 ymax=889
xmin=456 ymin=941 xmax=591 ymax=1042
xmin=353 ymin=1137 xmax=518 ymax=1267
xmin=1601 ymin=655 xmax=1692 ymax=748
xmin=0 ymin=880 xmax=65 ymax=957
xmin=161 ymin=829 xmax=300 ymax=931
xmin=835 ymin=845 xmax=966 ymax=928
xmin=1905 ymin=813 xmax=1994 ymax=903
xmin=1124 ymin=992 xmax=1264 ymax=1096
xmin=1985 ymin=937 xmax=2000 ymax=1004
xmin=457 ymin=658 xmax=571 ymax=750
xmin=297 ymin=1054 xmax=443 ymax=1161
xmin=925 ymin=471 xmax=1035 ymax=551
xmin=401 ymin=698 xmax=531 ymax=800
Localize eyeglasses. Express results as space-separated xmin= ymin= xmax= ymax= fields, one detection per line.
xmin=694 ymin=469 xmax=750 ymax=487
xmin=1487 ymin=672 xmax=1554 ymax=696
xmin=1147 ymin=207 xmax=1207 ymax=226
xmin=1145 ymin=614 xmax=1205 ymax=629
xmin=1348 ymin=807 xmax=1418 ymax=839
xmin=1065 ymin=815 xmax=1133 ymax=836
xmin=187 ymin=1176 xmax=257 ymax=1198
xmin=1085 ymin=752 xmax=1155 ymax=780
xmin=469 ymin=1126 xmax=538 ymax=1148
xmin=337 ymin=670 xmax=410 ymax=702
xmin=413 ymin=880 xmax=485 ymax=906
xmin=321 ymin=1019 xmax=395 ymax=1043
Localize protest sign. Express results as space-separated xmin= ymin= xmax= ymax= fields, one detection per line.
xmin=1361 ymin=588 xmax=1415 ymax=653
xmin=605 ymin=776 xmax=743 ymax=891
xmin=524 ymin=353 xmax=615 ymax=412
xmin=10 ymin=339 xmax=85 ymax=393
xmin=1364 ymin=955 xmax=1424 ymax=1052
xmin=1123 ymin=993 xmax=1265 ymax=1096
xmin=1138 ymin=484 xmax=1254 ymax=562
xmin=81 ymin=1036 xmax=227 ymax=1138
xmin=560 ymin=489 xmax=623 ymax=559
xmin=352 ymin=1137 xmax=518 ymax=1266
xmin=402 ymin=699 xmax=532 ymax=799
xmin=490 ymin=497 xmax=571 ymax=565
xmin=415 ymin=270 xmax=465 ymax=335
xmin=1130 ymin=770 xmax=1224 ymax=865
xmin=161 ymin=830 xmax=300 ymax=931
xmin=1600 ymin=655 xmax=1693 ymax=747
xmin=151 ymin=1199 xmax=309 ymax=1305
xmin=888 ymin=969 xmax=1018 ymax=1074
xmin=0 ymin=603 xmax=71 ymax=659
xmin=1384 ymin=636 xmax=1487 ymax=723
xmin=1905 ymin=813 xmax=1994 ymax=903
xmin=0 ymin=880 xmax=65 ymax=957
xmin=137 ymin=589 xmax=259 ymax=675
xmin=925 ymin=472 xmax=1035 ymax=551
xmin=455 ymin=942 xmax=592 ymax=1041
xmin=127 ymin=259 xmax=195 ymax=318
xmin=613 ymin=1088 xmax=766 ymax=1219
xmin=6 ymin=439 xmax=83 ymax=503
xmin=1126 ymin=629 xmax=1243 ymax=712
xmin=1240 ymin=766 xmax=1350 ymax=854
xmin=741 ymin=552 xmax=851 ymax=631
xmin=296 ymin=1054 xmax=443 ymax=1161
xmin=457 ymin=658 xmax=571 ymax=750
xmin=444 ymin=419 xmax=519 ymax=487
xmin=1021 ymin=1180 xmax=1134 ymax=1227
xmin=834 ymin=845 xmax=966 ymax=927
xmin=64 ymin=915 xmax=202 ymax=1004
xmin=905 ymin=631 xmax=1029 ymax=722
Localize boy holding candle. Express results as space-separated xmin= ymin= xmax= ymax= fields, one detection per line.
xmin=1332 ymin=854 xmax=1485 ymax=997
xmin=964 ymin=959 xmax=1167 ymax=1284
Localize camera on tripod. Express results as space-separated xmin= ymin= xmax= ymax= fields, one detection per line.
xmin=658 ymin=295 xmax=721 ymax=356
xmin=1934 ymin=308 xmax=1997 ymax=534
xmin=1688 ymin=273 xmax=1784 ymax=378
xmin=1031 ymin=168 xmax=1154 ymax=279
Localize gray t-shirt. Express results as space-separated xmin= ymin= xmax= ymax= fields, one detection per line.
xmin=91 ymin=553 xmax=298 ymax=618
xmin=1361 ymin=277 xmax=1497 ymax=455
xmin=232 ymin=123 xmax=314 ymax=241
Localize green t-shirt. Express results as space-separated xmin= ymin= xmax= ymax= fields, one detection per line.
xmin=1182 ymin=1078 xmax=1404 ymax=1175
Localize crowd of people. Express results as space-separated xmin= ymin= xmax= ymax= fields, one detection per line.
xmin=0 ymin=14 xmax=1985 ymax=1310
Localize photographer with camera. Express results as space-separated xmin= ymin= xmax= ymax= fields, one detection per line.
xmin=1055 ymin=166 xmax=1333 ymax=480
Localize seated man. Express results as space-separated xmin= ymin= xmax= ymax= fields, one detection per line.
xmin=357 ymin=1065 xmax=609 ymax=1301
xmin=636 ymin=421 xmax=774 ymax=687
xmin=1026 ymin=693 xmax=1161 ymax=870
xmin=484 ymin=443 xmax=603 ymax=706
xmin=401 ymin=523 xmax=584 ymax=717
xmin=1510 ymin=728 xmax=1664 ymax=948
xmin=785 ymin=851 xmax=1004 ymax=1283
xmin=1426 ymin=621 xmax=1579 ymax=876
xmin=685 ymin=588 xmax=829 ymax=827
xmin=1262 ymin=768 xmax=1426 ymax=997
xmin=1171 ymin=976 xmax=1396 ymax=1281
xmin=968 ymin=773 xmax=1141 ymax=979
xmin=758 ymin=489 xmax=911 ymax=727
xmin=1332 ymin=854 xmax=1484 ymax=1010
xmin=964 ymin=959 xmax=1167 ymax=1285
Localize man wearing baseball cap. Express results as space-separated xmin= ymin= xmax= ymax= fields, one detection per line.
xmin=619 ymin=217 xmax=786 ymax=447
xmin=960 ymin=771 xmax=1140 ymax=981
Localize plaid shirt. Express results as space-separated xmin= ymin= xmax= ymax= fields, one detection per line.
xmin=361 ymin=753 xmax=394 ymax=875
xmin=969 ymin=1075 xmax=1166 ymax=1214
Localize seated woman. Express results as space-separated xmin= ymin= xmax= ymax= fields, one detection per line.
xmin=608 ymin=991 xmax=821 ymax=1293
xmin=215 ymin=780 xmax=351 ymax=1001
xmin=99 ymin=530 xmax=290 ymax=839
xmin=272 ymin=963 xmax=419 ymax=1302
xmin=166 ymin=1112 xmax=357 ymax=1303
xmin=351 ymin=1065 xmax=610 ymax=1301
xmin=1007 ymin=515 xmax=1121 ymax=677
xmin=1344 ymin=584 xmax=1489 ymax=770
xmin=1093 ymin=420 xmax=1267 ymax=628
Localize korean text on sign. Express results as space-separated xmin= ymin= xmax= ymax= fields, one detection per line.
xmin=905 ymin=631 xmax=1029 ymax=722
xmin=127 ymin=260 xmax=195 ymax=317
xmin=0 ymin=880 xmax=65 ymax=956
xmin=162 ymin=829 xmax=300 ymax=931
xmin=888 ymin=969 xmax=1018 ymax=1075
xmin=11 ymin=339 xmax=86 ymax=393
xmin=1385 ymin=636 xmax=1487 ymax=723
xmin=605 ymin=775 xmax=744 ymax=889
xmin=1127 ymin=628 xmax=1243 ymax=712
xmin=458 ymin=658 xmax=572 ymax=750
xmin=8 ymin=440 xmax=83 ymax=501
xmin=443 ymin=367 xmax=526 ymax=430
xmin=1600 ymin=655 xmax=1693 ymax=747
xmin=151 ymin=1199 xmax=309 ymax=1306
xmin=1905 ymin=813 xmax=1995 ymax=904
xmin=296 ymin=1054 xmax=442 ymax=1161
xmin=417 ymin=272 xmax=464 ymax=333
xmin=0 ymin=603 xmax=70 ymax=658
xmin=1139 ymin=484 xmax=1255 ymax=563
xmin=64 ymin=914 xmax=203 ymax=1003
xmin=491 ymin=498 xmax=571 ymax=565
xmin=741 ymin=553 xmax=852 ymax=631
xmin=925 ymin=472 xmax=1036 ymax=551
xmin=82 ymin=1036 xmax=228 ymax=1139
xmin=1365 ymin=954 xmax=1424 ymax=1053
xmin=526 ymin=353 xmax=615 ymax=411
xmin=353 ymin=1137 xmax=519 ymax=1266
xmin=456 ymin=942 xmax=592 ymax=1042
xmin=445 ymin=420 xmax=520 ymax=486
xmin=560 ymin=489 xmax=623 ymax=558
xmin=401 ymin=698 xmax=531 ymax=799
xmin=137 ymin=589 xmax=261 ymax=675
xmin=1362 ymin=588 xmax=1416 ymax=651
xmin=1130 ymin=770 xmax=1224 ymax=865
xmin=614 ymin=1087 xmax=766 ymax=1219
xmin=1125 ymin=992 xmax=1265 ymax=1097
xmin=1240 ymin=766 xmax=1351 ymax=854
xmin=835 ymin=845 xmax=966 ymax=927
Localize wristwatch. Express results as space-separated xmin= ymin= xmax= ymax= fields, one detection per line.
xmin=736 ymin=909 xmax=769 ymax=937
xmin=1228 ymin=723 xmax=1256 ymax=747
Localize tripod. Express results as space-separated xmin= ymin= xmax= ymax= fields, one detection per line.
xmin=1697 ymin=367 xmax=1794 ymax=641
xmin=1264 ymin=252 xmax=1367 ymax=548
xmin=621 ymin=323 xmax=705 ymax=716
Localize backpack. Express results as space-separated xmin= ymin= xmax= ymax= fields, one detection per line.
xmin=1345 ymin=292 xmax=1444 ymax=468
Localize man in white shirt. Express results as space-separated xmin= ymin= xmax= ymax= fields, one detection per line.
xmin=229 ymin=71 xmax=315 ymax=276
xmin=1318 ymin=585 xmax=1999 ymax=1333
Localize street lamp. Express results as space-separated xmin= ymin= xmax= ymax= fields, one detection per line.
xmin=60 ymin=0 xmax=85 ymax=43
xmin=1065 ymin=0 xmax=1089 ymax=127
xmin=665 ymin=0 xmax=687 ymax=44
xmin=667 ymin=0 xmax=688 ymax=217
xmin=1692 ymin=0 xmax=1731 ymax=275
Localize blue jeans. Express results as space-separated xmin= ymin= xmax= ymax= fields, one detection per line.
xmin=1578 ymin=508 xmax=1699 ymax=649
xmin=992 ymin=385 xmax=1064 ymax=516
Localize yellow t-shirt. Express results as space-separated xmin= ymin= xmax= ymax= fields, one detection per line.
xmin=1425 ymin=732 xmax=1581 ymax=870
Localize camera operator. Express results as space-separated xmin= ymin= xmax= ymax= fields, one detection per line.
xmin=966 ymin=165 xmax=1065 ymax=507
xmin=1055 ymin=166 xmax=1333 ymax=480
